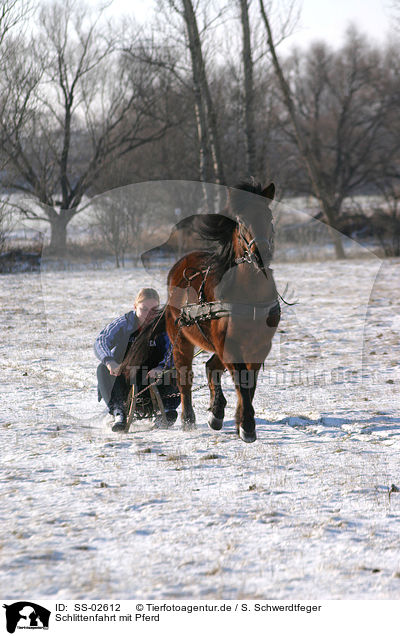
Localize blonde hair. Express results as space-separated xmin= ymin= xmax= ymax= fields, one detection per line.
xmin=134 ymin=287 xmax=160 ymax=308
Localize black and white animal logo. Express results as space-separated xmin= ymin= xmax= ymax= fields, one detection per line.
xmin=3 ymin=602 xmax=50 ymax=633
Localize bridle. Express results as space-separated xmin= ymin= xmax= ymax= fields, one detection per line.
xmin=234 ymin=219 xmax=274 ymax=272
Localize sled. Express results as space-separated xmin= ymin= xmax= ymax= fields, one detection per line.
xmin=126 ymin=382 xmax=168 ymax=430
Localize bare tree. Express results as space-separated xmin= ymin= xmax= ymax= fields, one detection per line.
xmin=368 ymin=39 xmax=400 ymax=255
xmin=0 ymin=0 xmax=175 ymax=252
xmin=0 ymin=0 xmax=31 ymax=51
xmin=182 ymin=0 xmax=226 ymax=184
xmin=236 ymin=0 xmax=298 ymax=181
xmin=92 ymin=194 xmax=131 ymax=268
xmin=92 ymin=185 xmax=158 ymax=267
xmin=0 ymin=0 xmax=33 ymax=171
xmin=154 ymin=0 xmax=226 ymax=187
xmin=239 ymin=0 xmax=257 ymax=176
xmin=259 ymin=0 xmax=348 ymax=257
xmin=387 ymin=0 xmax=400 ymax=31
xmin=260 ymin=3 xmax=400 ymax=258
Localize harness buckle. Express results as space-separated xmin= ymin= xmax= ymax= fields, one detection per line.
xmin=243 ymin=251 xmax=253 ymax=264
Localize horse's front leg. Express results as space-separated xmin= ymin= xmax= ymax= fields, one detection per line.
xmin=247 ymin=362 xmax=261 ymax=402
xmin=227 ymin=362 xmax=259 ymax=443
xmin=206 ymin=354 xmax=227 ymax=431
xmin=174 ymin=338 xmax=196 ymax=430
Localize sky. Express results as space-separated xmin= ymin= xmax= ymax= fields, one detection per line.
xmin=288 ymin=0 xmax=393 ymax=49
xmin=90 ymin=0 xmax=394 ymax=50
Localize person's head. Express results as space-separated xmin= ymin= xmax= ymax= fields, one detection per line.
xmin=134 ymin=288 xmax=160 ymax=325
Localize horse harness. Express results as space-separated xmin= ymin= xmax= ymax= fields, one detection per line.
xmin=178 ymin=266 xmax=281 ymax=333
xmin=179 ymin=297 xmax=281 ymax=328
xmin=176 ymin=215 xmax=280 ymax=335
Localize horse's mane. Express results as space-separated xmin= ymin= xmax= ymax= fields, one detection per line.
xmin=231 ymin=180 xmax=265 ymax=196
xmin=194 ymin=215 xmax=236 ymax=278
xmin=195 ymin=181 xmax=265 ymax=278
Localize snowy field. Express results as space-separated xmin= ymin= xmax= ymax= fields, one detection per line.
xmin=1 ymin=254 xmax=400 ymax=600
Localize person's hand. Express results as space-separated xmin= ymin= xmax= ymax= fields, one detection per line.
xmin=147 ymin=366 xmax=163 ymax=381
xmin=107 ymin=360 xmax=121 ymax=376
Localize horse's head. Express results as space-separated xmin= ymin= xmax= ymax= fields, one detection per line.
xmin=228 ymin=182 xmax=275 ymax=272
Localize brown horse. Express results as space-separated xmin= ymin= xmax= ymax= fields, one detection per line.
xmin=123 ymin=181 xmax=280 ymax=442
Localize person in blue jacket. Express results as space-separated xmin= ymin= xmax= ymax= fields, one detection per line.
xmin=94 ymin=287 xmax=180 ymax=432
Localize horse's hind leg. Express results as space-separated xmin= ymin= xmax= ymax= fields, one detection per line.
xmin=206 ymin=354 xmax=227 ymax=431
xmin=174 ymin=338 xmax=196 ymax=430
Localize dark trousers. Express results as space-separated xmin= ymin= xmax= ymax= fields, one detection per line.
xmin=97 ymin=364 xmax=130 ymax=413
xmin=97 ymin=364 xmax=180 ymax=414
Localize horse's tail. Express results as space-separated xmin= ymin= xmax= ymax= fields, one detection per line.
xmin=120 ymin=306 xmax=167 ymax=381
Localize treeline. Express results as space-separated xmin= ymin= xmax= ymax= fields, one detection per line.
xmin=0 ymin=0 xmax=399 ymax=258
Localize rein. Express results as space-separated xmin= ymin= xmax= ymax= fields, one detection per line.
xmin=183 ymin=266 xmax=211 ymax=303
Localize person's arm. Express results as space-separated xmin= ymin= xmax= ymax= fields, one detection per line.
xmin=94 ymin=314 xmax=132 ymax=374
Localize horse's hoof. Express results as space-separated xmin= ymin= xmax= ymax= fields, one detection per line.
xmin=182 ymin=420 xmax=196 ymax=431
xmin=208 ymin=413 xmax=223 ymax=431
xmin=239 ymin=427 xmax=256 ymax=443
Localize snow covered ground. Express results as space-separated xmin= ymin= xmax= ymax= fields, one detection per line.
xmin=1 ymin=254 xmax=400 ymax=600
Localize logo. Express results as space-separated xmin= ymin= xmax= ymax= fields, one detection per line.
xmin=3 ymin=603 xmax=51 ymax=634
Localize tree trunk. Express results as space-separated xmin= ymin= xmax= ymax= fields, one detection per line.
xmin=240 ymin=0 xmax=256 ymax=176
xmin=203 ymin=76 xmax=226 ymax=185
xmin=331 ymin=230 xmax=346 ymax=259
xmin=323 ymin=204 xmax=346 ymax=259
xmin=181 ymin=0 xmax=225 ymax=186
xmin=193 ymin=82 xmax=211 ymax=183
xmin=49 ymin=214 xmax=69 ymax=254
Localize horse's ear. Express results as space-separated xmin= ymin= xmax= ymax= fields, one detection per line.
xmin=262 ymin=183 xmax=275 ymax=201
